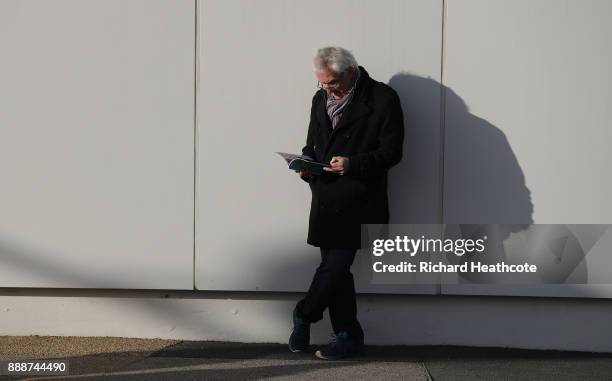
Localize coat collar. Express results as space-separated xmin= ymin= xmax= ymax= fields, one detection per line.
xmin=317 ymin=66 xmax=373 ymax=136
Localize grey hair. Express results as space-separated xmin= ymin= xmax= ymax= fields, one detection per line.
xmin=313 ymin=47 xmax=358 ymax=74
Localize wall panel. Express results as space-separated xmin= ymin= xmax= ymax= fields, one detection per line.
xmin=443 ymin=0 xmax=612 ymax=297
xmin=0 ymin=0 xmax=195 ymax=289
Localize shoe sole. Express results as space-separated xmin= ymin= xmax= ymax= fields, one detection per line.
xmin=288 ymin=339 xmax=309 ymax=353
xmin=315 ymin=350 xmax=334 ymax=360
xmin=315 ymin=350 xmax=350 ymax=360
xmin=314 ymin=348 xmax=364 ymax=360
xmin=289 ymin=345 xmax=310 ymax=353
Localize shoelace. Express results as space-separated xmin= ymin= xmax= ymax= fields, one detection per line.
xmin=328 ymin=333 xmax=339 ymax=345
xmin=328 ymin=332 xmax=349 ymax=345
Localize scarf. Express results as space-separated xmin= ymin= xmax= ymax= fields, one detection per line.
xmin=325 ymin=69 xmax=360 ymax=129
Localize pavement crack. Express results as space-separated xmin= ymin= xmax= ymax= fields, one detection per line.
xmin=420 ymin=361 xmax=434 ymax=381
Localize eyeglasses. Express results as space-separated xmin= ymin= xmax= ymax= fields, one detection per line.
xmin=317 ymin=80 xmax=342 ymax=90
xmin=316 ymin=74 xmax=345 ymax=90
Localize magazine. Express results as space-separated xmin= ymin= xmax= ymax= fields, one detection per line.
xmin=276 ymin=152 xmax=330 ymax=176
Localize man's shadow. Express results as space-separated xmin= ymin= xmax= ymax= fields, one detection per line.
xmin=386 ymin=73 xmax=534 ymax=227
xmin=368 ymin=73 xmax=566 ymax=285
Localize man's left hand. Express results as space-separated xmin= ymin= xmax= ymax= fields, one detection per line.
xmin=323 ymin=156 xmax=350 ymax=175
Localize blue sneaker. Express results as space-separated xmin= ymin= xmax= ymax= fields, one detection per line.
xmin=315 ymin=331 xmax=364 ymax=360
xmin=288 ymin=306 xmax=310 ymax=352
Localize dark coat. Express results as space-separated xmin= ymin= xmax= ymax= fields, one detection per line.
xmin=301 ymin=66 xmax=404 ymax=249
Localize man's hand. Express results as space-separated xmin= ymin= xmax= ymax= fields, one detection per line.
xmin=323 ymin=156 xmax=350 ymax=175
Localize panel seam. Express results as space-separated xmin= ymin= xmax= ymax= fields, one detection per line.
xmin=438 ymin=0 xmax=447 ymax=296
xmin=193 ymin=0 xmax=199 ymax=290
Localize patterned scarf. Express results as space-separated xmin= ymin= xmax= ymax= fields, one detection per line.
xmin=325 ymin=69 xmax=360 ymax=129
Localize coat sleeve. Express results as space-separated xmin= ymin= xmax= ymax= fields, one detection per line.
xmin=347 ymin=91 xmax=404 ymax=180
xmin=301 ymin=93 xmax=318 ymax=159
xmin=300 ymin=93 xmax=319 ymax=183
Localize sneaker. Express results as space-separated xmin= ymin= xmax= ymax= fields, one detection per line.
xmin=315 ymin=331 xmax=364 ymax=360
xmin=288 ymin=306 xmax=310 ymax=352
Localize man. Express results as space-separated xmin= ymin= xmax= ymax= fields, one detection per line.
xmin=289 ymin=47 xmax=404 ymax=360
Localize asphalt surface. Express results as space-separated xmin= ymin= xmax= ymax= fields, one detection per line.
xmin=1 ymin=336 xmax=611 ymax=380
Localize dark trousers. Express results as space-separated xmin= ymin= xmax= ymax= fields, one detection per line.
xmin=295 ymin=248 xmax=364 ymax=344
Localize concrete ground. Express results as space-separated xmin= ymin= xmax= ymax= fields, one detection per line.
xmin=1 ymin=336 xmax=612 ymax=380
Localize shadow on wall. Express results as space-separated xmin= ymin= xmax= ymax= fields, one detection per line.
xmin=386 ymin=74 xmax=547 ymax=283
xmin=386 ymin=73 xmax=443 ymax=224
xmin=386 ymin=73 xmax=534 ymax=228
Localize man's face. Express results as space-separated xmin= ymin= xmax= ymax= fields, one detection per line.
xmin=314 ymin=67 xmax=354 ymax=98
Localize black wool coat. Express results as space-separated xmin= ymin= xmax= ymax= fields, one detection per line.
xmin=301 ymin=66 xmax=404 ymax=249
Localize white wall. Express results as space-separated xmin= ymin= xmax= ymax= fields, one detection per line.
xmin=0 ymin=0 xmax=195 ymax=289
xmin=444 ymin=0 xmax=612 ymax=224
xmin=442 ymin=0 xmax=612 ymax=297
